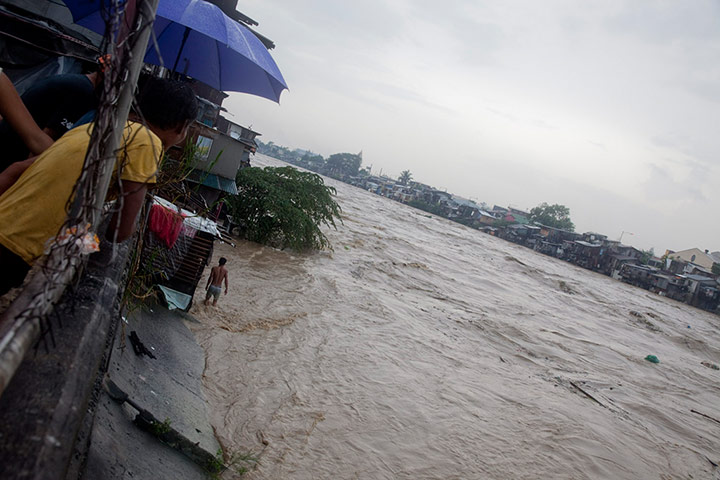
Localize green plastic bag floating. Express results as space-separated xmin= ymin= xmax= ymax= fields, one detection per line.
xmin=645 ymin=355 xmax=660 ymax=364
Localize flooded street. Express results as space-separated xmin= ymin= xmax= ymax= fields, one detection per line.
xmin=190 ymin=155 xmax=720 ymax=479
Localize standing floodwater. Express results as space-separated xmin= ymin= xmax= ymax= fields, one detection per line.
xmin=189 ymin=154 xmax=720 ymax=479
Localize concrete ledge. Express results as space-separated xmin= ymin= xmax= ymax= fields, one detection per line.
xmin=0 ymin=241 xmax=130 ymax=480
xmin=80 ymin=304 xmax=219 ymax=480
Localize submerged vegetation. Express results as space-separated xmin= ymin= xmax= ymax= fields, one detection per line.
xmin=206 ymin=448 xmax=259 ymax=479
xmin=228 ymin=166 xmax=342 ymax=251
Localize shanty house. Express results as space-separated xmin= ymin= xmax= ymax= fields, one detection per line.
xmin=142 ymin=196 xmax=223 ymax=311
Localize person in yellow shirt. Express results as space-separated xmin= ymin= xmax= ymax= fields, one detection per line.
xmin=0 ymin=76 xmax=198 ymax=295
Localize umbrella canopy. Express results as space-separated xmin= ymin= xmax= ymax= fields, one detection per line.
xmin=64 ymin=0 xmax=287 ymax=101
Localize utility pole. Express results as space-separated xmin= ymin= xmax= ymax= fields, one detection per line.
xmin=619 ymin=231 xmax=634 ymax=243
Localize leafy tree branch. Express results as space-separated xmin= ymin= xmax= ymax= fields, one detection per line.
xmin=228 ymin=166 xmax=342 ymax=251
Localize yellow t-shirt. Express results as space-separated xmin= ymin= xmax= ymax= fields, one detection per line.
xmin=0 ymin=121 xmax=162 ymax=264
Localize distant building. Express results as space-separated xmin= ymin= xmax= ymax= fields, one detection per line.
xmin=582 ymin=232 xmax=608 ymax=244
xmin=536 ymin=224 xmax=579 ymax=244
xmin=492 ymin=205 xmax=509 ymax=215
xmin=668 ymin=248 xmax=719 ymax=271
xmin=507 ymin=206 xmax=531 ymax=218
xmin=476 ymin=210 xmax=499 ymax=225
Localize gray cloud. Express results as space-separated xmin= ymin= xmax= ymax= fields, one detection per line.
xmin=651 ymin=133 xmax=719 ymax=168
xmin=642 ymin=163 xmax=707 ymax=204
xmin=604 ymin=1 xmax=720 ymax=42
xmin=229 ymin=0 xmax=720 ymax=251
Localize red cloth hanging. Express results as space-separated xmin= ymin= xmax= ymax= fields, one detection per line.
xmin=148 ymin=204 xmax=184 ymax=249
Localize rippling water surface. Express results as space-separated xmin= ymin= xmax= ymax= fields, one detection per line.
xmin=189 ymin=154 xmax=720 ymax=479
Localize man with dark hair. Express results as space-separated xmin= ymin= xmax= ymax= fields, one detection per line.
xmin=0 ymin=58 xmax=107 ymax=172
xmin=204 ymin=257 xmax=229 ymax=306
xmin=0 ymin=76 xmax=198 ymax=295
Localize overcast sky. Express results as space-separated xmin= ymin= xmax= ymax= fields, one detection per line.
xmin=227 ymin=0 xmax=720 ymax=253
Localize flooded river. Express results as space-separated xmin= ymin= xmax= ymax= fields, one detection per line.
xmin=190 ymin=154 xmax=720 ymax=479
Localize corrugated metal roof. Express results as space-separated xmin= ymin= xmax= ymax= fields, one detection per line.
xmin=683 ymin=274 xmax=714 ymax=282
xmin=151 ymin=196 xmax=220 ymax=236
xmin=451 ymin=196 xmax=479 ymax=208
xmin=575 ymin=240 xmax=601 ymax=247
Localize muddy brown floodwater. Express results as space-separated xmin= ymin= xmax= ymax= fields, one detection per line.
xmin=189 ymin=154 xmax=720 ymax=480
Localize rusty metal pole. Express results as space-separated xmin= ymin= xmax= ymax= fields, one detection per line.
xmin=90 ymin=0 xmax=160 ymax=219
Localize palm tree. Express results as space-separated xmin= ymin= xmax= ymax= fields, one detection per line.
xmin=399 ymin=170 xmax=412 ymax=185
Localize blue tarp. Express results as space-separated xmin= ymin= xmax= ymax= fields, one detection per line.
xmin=186 ymin=169 xmax=238 ymax=195
xmin=157 ymin=285 xmax=192 ymax=311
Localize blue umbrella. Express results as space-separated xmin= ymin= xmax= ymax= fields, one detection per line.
xmin=64 ymin=0 xmax=287 ymax=101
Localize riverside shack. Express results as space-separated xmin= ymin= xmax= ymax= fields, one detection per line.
xmin=142 ymin=196 xmax=222 ymax=311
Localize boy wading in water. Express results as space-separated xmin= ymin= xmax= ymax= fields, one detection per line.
xmin=205 ymin=257 xmax=229 ymax=306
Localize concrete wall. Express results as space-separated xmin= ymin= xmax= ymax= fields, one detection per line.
xmin=0 ymin=238 xmax=131 ymax=480
xmin=194 ymin=131 xmax=249 ymax=179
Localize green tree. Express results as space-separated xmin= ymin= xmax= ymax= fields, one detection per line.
xmin=398 ymin=170 xmax=412 ymax=185
xmin=229 ymin=166 xmax=342 ymax=251
xmin=639 ymin=248 xmax=654 ymax=265
xmin=712 ymin=263 xmax=720 ymax=275
xmin=528 ymin=203 xmax=575 ymax=231
xmin=323 ymin=152 xmax=362 ymax=178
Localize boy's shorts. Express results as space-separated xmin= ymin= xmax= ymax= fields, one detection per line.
xmin=207 ymin=285 xmax=222 ymax=299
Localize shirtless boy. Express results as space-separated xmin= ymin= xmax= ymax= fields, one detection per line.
xmin=205 ymin=257 xmax=229 ymax=306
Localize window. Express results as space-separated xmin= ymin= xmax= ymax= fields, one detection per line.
xmin=691 ymin=254 xmax=696 ymax=262
xmin=195 ymin=135 xmax=213 ymax=161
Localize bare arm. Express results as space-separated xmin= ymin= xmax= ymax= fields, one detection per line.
xmin=223 ymin=269 xmax=229 ymax=294
xmin=0 ymin=156 xmax=35 ymax=196
xmin=106 ymin=180 xmax=147 ymax=242
xmin=0 ymin=73 xmax=54 ymax=156
xmin=206 ymin=267 xmax=215 ymax=289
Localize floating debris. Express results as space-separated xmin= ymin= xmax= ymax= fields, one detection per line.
xmin=691 ymin=409 xmax=720 ymax=426
xmin=558 ymin=281 xmax=575 ymax=294
xmin=701 ymin=361 xmax=719 ymax=370
xmin=569 ymin=381 xmax=606 ymax=408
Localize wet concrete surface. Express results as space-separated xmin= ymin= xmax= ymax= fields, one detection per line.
xmin=82 ymin=302 xmax=220 ymax=480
